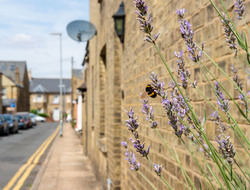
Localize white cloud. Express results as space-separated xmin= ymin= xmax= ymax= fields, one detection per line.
xmin=13 ymin=34 xmax=32 ymax=42
xmin=2 ymin=33 xmax=40 ymax=49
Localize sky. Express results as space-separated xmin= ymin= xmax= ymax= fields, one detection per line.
xmin=0 ymin=0 xmax=89 ymax=78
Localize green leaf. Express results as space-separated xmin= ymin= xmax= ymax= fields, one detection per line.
xmin=243 ymin=31 xmax=248 ymax=51
xmin=238 ymin=38 xmax=245 ymax=50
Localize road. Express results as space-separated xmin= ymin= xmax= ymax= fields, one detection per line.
xmin=0 ymin=122 xmax=58 ymax=189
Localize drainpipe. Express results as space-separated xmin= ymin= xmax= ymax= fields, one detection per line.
xmin=107 ymin=178 xmax=112 ymax=190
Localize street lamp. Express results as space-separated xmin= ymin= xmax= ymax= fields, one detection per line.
xmin=112 ymin=2 xmax=125 ymax=43
xmin=50 ymin=32 xmax=63 ymax=137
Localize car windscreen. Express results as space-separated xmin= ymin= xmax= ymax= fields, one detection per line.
xmin=15 ymin=115 xmax=23 ymax=119
xmin=3 ymin=115 xmax=12 ymax=121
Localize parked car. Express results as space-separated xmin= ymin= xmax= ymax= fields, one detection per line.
xmin=15 ymin=112 xmax=32 ymax=129
xmin=15 ymin=114 xmax=27 ymax=129
xmin=29 ymin=113 xmax=37 ymax=126
xmin=3 ymin=114 xmax=18 ymax=133
xmin=34 ymin=115 xmax=46 ymax=122
xmin=23 ymin=114 xmax=32 ymax=128
xmin=0 ymin=115 xmax=9 ymax=135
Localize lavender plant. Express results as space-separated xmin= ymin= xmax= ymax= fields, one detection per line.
xmin=121 ymin=0 xmax=250 ymax=189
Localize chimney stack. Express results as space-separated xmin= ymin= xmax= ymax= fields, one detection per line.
xmin=28 ymin=69 xmax=32 ymax=81
xmin=15 ymin=67 xmax=20 ymax=84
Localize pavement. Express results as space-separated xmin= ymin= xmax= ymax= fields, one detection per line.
xmin=31 ymin=123 xmax=102 ymax=190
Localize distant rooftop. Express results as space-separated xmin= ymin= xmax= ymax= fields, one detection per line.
xmin=73 ymin=69 xmax=82 ymax=79
xmin=0 ymin=61 xmax=27 ymax=84
xmin=30 ymin=78 xmax=71 ymax=93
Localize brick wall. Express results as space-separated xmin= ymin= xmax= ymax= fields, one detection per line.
xmin=86 ymin=0 xmax=250 ymax=189
xmin=18 ymin=65 xmax=29 ymax=112
xmin=0 ymin=72 xmax=2 ymax=114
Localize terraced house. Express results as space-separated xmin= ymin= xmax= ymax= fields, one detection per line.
xmin=29 ymin=77 xmax=71 ymax=121
xmin=80 ymin=0 xmax=250 ymax=190
xmin=0 ymin=61 xmax=29 ymax=113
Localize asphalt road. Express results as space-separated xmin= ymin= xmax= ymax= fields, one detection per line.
xmin=0 ymin=122 xmax=58 ymax=189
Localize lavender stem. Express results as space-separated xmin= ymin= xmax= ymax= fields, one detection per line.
xmin=137 ymin=171 xmax=157 ymax=190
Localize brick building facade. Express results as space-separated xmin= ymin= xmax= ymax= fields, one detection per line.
xmin=83 ymin=0 xmax=250 ymax=189
xmin=0 ymin=61 xmax=30 ymax=113
xmin=29 ymin=78 xmax=71 ymax=121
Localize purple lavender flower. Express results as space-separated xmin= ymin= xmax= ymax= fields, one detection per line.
xmin=214 ymin=81 xmax=230 ymax=113
xmin=221 ymin=13 xmax=237 ymax=55
xmin=149 ymin=72 xmax=166 ymax=98
xmin=175 ymin=50 xmax=191 ymax=89
xmin=134 ymin=0 xmax=160 ymax=43
xmin=162 ymin=98 xmax=184 ymax=138
xmin=177 ymin=9 xmax=203 ymax=62
xmin=131 ymin=138 xmax=150 ymax=157
xmin=231 ymin=65 xmax=249 ymax=110
xmin=154 ymin=164 xmax=163 ymax=176
xmin=232 ymin=65 xmax=243 ymax=90
xmin=125 ymin=108 xmax=140 ymax=133
xmin=148 ymin=73 xmax=211 ymax=156
xmin=235 ymin=0 xmax=245 ymax=20
xmin=121 ymin=141 xmax=128 ymax=149
xmin=216 ymin=136 xmax=236 ymax=165
xmin=141 ymin=98 xmax=158 ymax=128
xmin=125 ymin=150 xmax=141 ymax=171
xmin=212 ymin=111 xmax=236 ymax=163
xmin=211 ymin=111 xmax=228 ymax=133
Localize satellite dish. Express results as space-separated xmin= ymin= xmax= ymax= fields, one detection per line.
xmin=66 ymin=20 xmax=96 ymax=42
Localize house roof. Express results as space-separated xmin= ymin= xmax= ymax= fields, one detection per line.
xmin=73 ymin=69 xmax=82 ymax=79
xmin=0 ymin=61 xmax=27 ymax=84
xmin=30 ymin=78 xmax=71 ymax=93
xmin=3 ymin=75 xmax=23 ymax=88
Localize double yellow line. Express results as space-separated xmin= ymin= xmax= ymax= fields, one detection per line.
xmin=3 ymin=125 xmax=60 ymax=190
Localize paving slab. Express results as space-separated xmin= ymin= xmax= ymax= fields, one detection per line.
xmin=33 ymin=123 xmax=102 ymax=190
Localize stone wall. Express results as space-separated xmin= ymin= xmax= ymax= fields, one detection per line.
xmin=85 ymin=0 xmax=250 ymax=189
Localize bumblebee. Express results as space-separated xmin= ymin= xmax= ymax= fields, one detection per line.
xmin=145 ymin=84 xmax=157 ymax=98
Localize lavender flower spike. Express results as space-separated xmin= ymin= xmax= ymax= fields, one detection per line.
xmin=221 ymin=13 xmax=237 ymax=55
xmin=131 ymin=138 xmax=150 ymax=157
xmin=175 ymin=50 xmax=191 ymax=89
xmin=141 ymin=98 xmax=158 ymax=128
xmin=125 ymin=108 xmax=140 ymax=133
xmin=125 ymin=151 xmax=140 ymax=171
xmin=214 ymin=81 xmax=230 ymax=113
xmin=216 ymin=136 xmax=236 ymax=165
xmin=177 ymin=9 xmax=203 ymax=62
xmin=134 ymin=0 xmax=160 ymax=43
xmin=154 ymin=164 xmax=163 ymax=176
xmin=231 ymin=65 xmax=249 ymax=109
xmin=235 ymin=0 xmax=245 ymax=20
xmin=232 ymin=65 xmax=243 ymax=90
